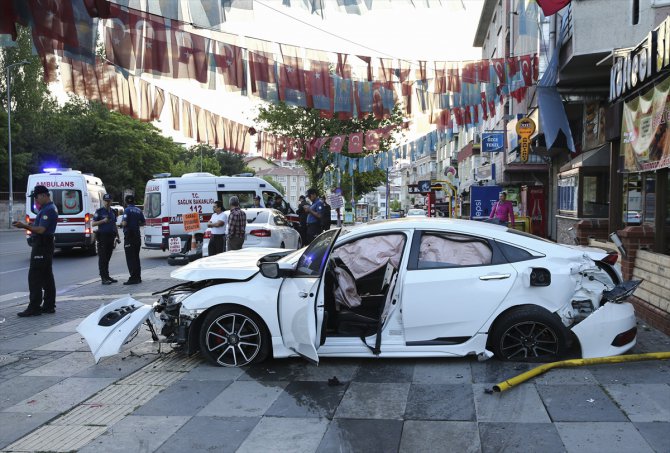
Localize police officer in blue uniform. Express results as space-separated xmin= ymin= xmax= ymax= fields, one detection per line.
xmin=13 ymin=185 xmax=58 ymax=316
xmin=121 ymin=194 xmax=145 ymax=285
xmin=92 ymin=194 xmax=120 ymax=285
xmin=305 ymin=188 xmax=324 ymax=245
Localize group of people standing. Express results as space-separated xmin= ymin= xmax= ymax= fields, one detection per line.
xmin=13 ymin=186 xmax=147 ymax=317
xmin=206 ymin=196 xmax=247 ymax=256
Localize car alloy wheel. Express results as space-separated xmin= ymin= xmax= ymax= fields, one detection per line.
xmin=491 ymin=307 xmax=567 ymax=361
xmin=200 ymin=307 xmax=269 ymax=367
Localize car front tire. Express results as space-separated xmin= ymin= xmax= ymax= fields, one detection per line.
xmin=490 ymin=306 xmax=568 ymax=362
xmin=199 ymin=306 xmax=271 ymax=367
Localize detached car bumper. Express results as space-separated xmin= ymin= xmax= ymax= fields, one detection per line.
xmin=571 ymin=302 xmax=637 ymax=358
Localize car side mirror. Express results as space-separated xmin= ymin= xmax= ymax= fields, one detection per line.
xmin=259 ymin=262 xmax=281 ymax=279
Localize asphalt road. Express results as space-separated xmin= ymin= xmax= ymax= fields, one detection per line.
xmin=0 ymin=229 xmax=170 ymax=297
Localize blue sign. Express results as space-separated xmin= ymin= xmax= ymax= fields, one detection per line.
xmin=470 ymin=185 xmax=501 ymax=219
xmin=482 ymin=132 xmax=505 ymax=152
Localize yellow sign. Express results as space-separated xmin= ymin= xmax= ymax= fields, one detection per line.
xmin=182 ymin=212 xmax=201 ymax=233
xmin=516 ymin=117 xmax=536 ymax=163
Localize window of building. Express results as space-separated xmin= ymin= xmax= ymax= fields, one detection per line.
xmin=623 ymin=173 xmax=642 ymax=224
xmin=558 ymin=172 xmax=578 ymax=214
xmin=644 ymin=173 xmax=656 ymax=224
xmin=632 ymin=0 xmax=640 ymax=25
xmin=581 ymin=172 xmax=609 ymax=218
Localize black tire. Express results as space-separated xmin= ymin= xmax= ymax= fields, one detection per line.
xmin=490 ymin=306 xmax=568 ymax=362
xmin=199 ymin=306 xmax=271 ymax=367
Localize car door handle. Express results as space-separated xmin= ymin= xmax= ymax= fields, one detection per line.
xmin=299 ymin=291 xmax=309 ymax=298
xmin=479 ymin=273 xmax=511 ymax=281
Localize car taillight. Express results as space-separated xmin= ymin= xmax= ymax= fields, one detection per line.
xmin=250 ymin=229 xmax=271 ymax=237
xmin=601 ymin=252 xmax=618 ymax=265
xmin=203 ymin=229 xmax=212 ymax=239
xmin=611 ymin=326 xmax=637 ymax=347
xmin=161 ymin=217 xmax=170 ymax=237
xmin=25 ymin=215 xmax=32 ymax=236
xmin=84 ymin=213 xmax=91 ymax=234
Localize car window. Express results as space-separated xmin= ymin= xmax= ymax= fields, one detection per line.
xmin=495 ymin=241 xmax=536 ymax=263
xmin=33 ymin=189 xmax=83 ymax=215
xmin=295 ymin=229 xmax=339 ymax=277
xmin=417 ymin=232 xmax=492 ymax=269
xmin=274 ymin=214 xmax=289 ymax=226
xmin=220 ymin=191 xmax=256 ymax=209
xmin=331 ymin=233 xmax=406 ymax=278
xmin=247 ymin=211 xmax=269 ymax=224
xmin=144 ymin=193 xmax=161 ymax=218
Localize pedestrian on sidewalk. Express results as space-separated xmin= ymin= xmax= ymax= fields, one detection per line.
xmin=226 ymin=196 xmax=246 ymax=251
xmin=13 ymin=185 xmax=58 ymax=316
xmin=121 ymin=194 xmax=145 ymax=285
xmin=92 ymin=194 xmax=120 ymax=284
xmin=296 ymin=194 xmax=310 ymax=245
xmin=488 ymin=191 xmax=515 ymax=227
xmin=207 ymin=200 xmax=226 ymax=256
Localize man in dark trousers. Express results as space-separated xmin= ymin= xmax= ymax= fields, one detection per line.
xmin=320 ymin=196 xmax=332 ymax=231
xmin=296 ymin=194 xmax=310 ymax=244
xmin=92 ymin=194 xmax=120 ymax=284
xmin=226 ymin=196 xmax=247 ymax=251
xmin=305 ymin=188 xmax=324 ymax=245
xmin=122 ymin=194 xmax=145 ymax=285
xmin=13 ymin=185 xmax=58 ymax=316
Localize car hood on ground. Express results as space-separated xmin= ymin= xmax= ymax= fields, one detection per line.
xmin=171 ymin=247 xmax=286 ymax=281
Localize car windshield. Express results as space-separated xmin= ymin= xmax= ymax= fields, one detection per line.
xmin=246 ymin=211 xmax=269 ymax=224
xmin=295 ymin=229 xmax=340 ymax=277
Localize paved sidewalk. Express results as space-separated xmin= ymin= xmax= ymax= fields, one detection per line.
xmin=1 ymin=264 xmax=669 ymax=452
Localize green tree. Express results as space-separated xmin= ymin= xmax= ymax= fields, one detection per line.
xmin=390 ymin=199 xmax=401 ymax=211
xmin=184 ymin=144 xmax=252 ymax=176
xmin=254 ymin=102 xmax=404 ymax=200
xmin=1 ymin=26 xmax=57 ymax=192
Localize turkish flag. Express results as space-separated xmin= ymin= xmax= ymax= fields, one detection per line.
xmin=105 ymin=4 xmax=134 ymax=70
xmin=213 ymin=41 xmax=246 ymax=90
xmin=348 ymin=132 xmax=363 ymax=154
xmin=84 ymin=0 xmax=111 ymax=18
xmin=506 ymin=57 xmax=519 ymax=76
xmin=308 ymin=59 xmax=331 ymax=110
xmin=279 ymin=54 xmax=306 ymax=106
xmin=479 ymin=60 xmax=490 ymax=83
xmin=131 ymin=11 xmax=169 ymax=74
xmin=481 ymin=93 xmax=488 ymax=120
xmin=492 ymin=58 xmax=505 ymax=84
xmin=519 ymin=55 xmax=533 ymax=86
xmin=536 ymin=0 xmax=571 ymax=16
xmin=447 ymin=66 xmax=460 ymax=93
xmin=249 ymin=50 xmax=276 ymax=97
xmin=329 ymin=135 xmax=346 ymax=153
xmin=172 ymin=29 xmax=208 ymax=83
xmin=365 ymin=129 xmax=381 ymax=151
xmin=28 ymin=0 xmax=78 ymax=49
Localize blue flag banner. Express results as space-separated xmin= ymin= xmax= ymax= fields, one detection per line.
xmin=358 ymin=81 xmax=373 ymax=112
xmin=333 ymin=76 xmax=353 ymax=113
xmin=381 ymin=85 xmax=395 ymax=111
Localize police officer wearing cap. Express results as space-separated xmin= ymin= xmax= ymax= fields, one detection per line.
xmin=92 ymin=194 xmax=120 ymax=284
xmin=272 ymin=193 xmax=290 ymax=215
xmin=13 ymin=185 xmax=58 ymax=316
xmin=121 ymin=194 xmax=145 ymax=285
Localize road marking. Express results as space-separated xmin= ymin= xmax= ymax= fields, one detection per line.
xmin=0 ymin=266 xmax=30 ymax=275
xmin=0 ymin=291 xmax=29 ymax=302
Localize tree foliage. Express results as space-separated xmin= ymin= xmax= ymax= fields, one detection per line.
xmin=262 ymin=176 xmax=284 ymax=194
xmin=254 ymin=102 xmax=404 ymax=200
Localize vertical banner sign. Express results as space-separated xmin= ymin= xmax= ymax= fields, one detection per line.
xmin=516 ymin=117 xmax=536 ymax=162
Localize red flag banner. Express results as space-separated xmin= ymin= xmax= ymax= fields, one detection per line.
xmin=536 ymin=0 xmax=571 ymax=16
xmin=172 ymin=29 xmax=209 ymax=84
xmin=492 ymin=58 xmax=505 ymax=84
xmin=131 ymin=11 xmax=170 ymax=74
xmin=152 ymin=86 xmax=165 ymax=121
xmin=104 ymin=4 xmax=134 ymax=70
xmin=170 ymin=93 xmax=180 ymax=130
xmin=365 ymin=129 xmax=381 ymax=151
xmin=212 ymin=40 xmax=246 ymax=90
xmin=329 ymin=135 xmax=346 ymax=153
xmin=348 ymin=132 xmax=363 ymax=153
xmin=278 ymin=47 xmax=307 ymax=107
xmin=28 ymin=0 xmax=78 ymax=49
xmin=249 ymin=49 xmax=278 ymax=101
xmin=182 ymin=100 xmax=193 ymax=138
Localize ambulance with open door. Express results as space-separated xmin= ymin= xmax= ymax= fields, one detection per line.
xmin=25 ymin=169 xmax=108 ymax=255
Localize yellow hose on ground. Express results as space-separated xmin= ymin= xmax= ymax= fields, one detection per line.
xmin=492 ymin=352 xmax=670 ymax=393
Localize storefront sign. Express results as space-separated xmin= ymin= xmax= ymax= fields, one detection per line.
xmin=516 ymin=117 xmax=536 ymax=162
xmin=620 ymin=74 xmax=670 ymax=171
xmin=482 ymin=131 xmax=505 ymax=152
xmin=610 ymin=16 xmax=670 ymax=101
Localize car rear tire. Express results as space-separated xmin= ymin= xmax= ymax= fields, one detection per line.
xmin=490 ymin=306 xmax=568 ymax=362
xmin=199 ymin=306 xmax=271 ymax=367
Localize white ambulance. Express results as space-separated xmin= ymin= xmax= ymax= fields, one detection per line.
xmin=142 ymin=173 xmax=288 ymax=251
xmin=25 ymin=169 xmax=108 ymax=255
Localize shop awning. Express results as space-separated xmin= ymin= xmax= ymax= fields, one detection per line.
xmin=559 ymin=144 xmax=610 ymax=172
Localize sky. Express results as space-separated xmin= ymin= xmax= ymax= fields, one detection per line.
xmin=147 ymin=0 xmax=485 ymax=145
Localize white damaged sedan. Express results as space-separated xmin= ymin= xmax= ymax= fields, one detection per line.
xmin=78 ymin=218 xmax=640 ymax=367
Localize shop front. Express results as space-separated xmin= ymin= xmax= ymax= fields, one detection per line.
xmin=607 ymin=15 xmax=670 ymax=334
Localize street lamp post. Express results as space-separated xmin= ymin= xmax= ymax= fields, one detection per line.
xmin=6 ymin=60 xmax=30 ymax=228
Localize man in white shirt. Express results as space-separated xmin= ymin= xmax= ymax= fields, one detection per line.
xmin=207 ymin=201 xmax=227 ymax=256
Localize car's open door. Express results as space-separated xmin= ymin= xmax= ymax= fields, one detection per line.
xmin=278 ymin=229 xmax=341 ymax=364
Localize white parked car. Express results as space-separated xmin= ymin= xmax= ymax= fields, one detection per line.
xmin=406 ymin=208 xmax=427 ymax=217
xmin=78 ymin=218 xmax=639 ymax=367
xmin=202 ymin=208 xmax=301 ymax=257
